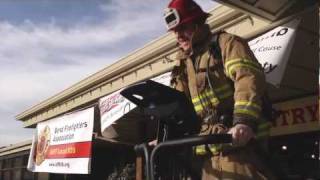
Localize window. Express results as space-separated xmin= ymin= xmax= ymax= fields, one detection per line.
xmin=0 ymin=152 xmax=37 ymax=180
xmin=3 ymin=170 xmax=11 ymax=180
xmin=22 ymin=169 xmax=35 ymax=180
xmin=0 ymin=160 xmax=3 ymax=179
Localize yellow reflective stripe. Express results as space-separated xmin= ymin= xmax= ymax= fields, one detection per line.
xmin=235 ymin=101 xmax=261 ymax=119
xmin=225 ymin=58 xmax=259 ymax=67
xmin=192 ymin=89 xmax=219 ymax=112
xmin=192 ymin=96 xmax=200 ymax=103
xmin=205 ymin=90 xmax=214 ymax=96
xmin=194 ymin=99 xmax=218 ymax=112
xmin=225 ymin=58 xmax=261 ymax=72
xmin=224 ymin=58 xmax=243 ymax=66
xmin=210 ymin=97 xmax=219 ymax=105
xmin=195 ymin=144 xmax=223 ymax=155
xmin=193 ymin=95 xmax=223 ymax=106
xmin=225 ymin=58 xmax=262 ymax=77
xmin=194 ymin=105 xmax=203 ymax=112
xmin=193 ymin=97 xmax=211 ymax=106
xmin=192 ymin=90 xmax=214 ymax=103
xmin=193 ymin=98 xmax=211 ymax=112
xmin=208 ymin=144 xmax=222 ymax=154
xmin=195 ymin=145 xmax=206 ymax=155
xmin=235 ymin=101 xmax=261 ymax=110
xmin=234 ymin=109 xmax=259 ymax=119
xmin=228 ymin=64 xmax=262 ymax=77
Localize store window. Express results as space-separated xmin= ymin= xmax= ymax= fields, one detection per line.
xmin=3 ymin=170 xmax=11 ymax=180
xmin=22 ymin=154 xmax=36 ymax=180
xmin=0 ymin=153 xmax=37 ymax=180
xmin=1 ymin=158 xmax=13 ymax=180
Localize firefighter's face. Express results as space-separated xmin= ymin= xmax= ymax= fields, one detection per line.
xmin=173 ymin=23 xmax=196 ymax=52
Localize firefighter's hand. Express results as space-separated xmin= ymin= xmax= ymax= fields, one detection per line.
xmin=228 ymin=124 xmax=254 ymax=147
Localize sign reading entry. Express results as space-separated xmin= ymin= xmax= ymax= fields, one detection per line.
xmin=270 ymin=96 xmax=319 ymax=136
xmin=249 ymin=19 xmax=301 ymax=86
xmin=27 ymin=107 xmax=94 ymax=174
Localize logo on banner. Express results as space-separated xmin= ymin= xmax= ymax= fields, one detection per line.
xmin=35 ymin=126 xmax=50 ymax=166
xmin=100 ymin=93 xmax=125 ymax=115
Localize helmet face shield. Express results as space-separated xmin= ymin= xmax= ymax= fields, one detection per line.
xmin=164 ymin=8 xmax=180 ymax=30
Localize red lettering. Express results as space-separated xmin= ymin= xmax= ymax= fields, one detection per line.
xmin=305 ymin=104 xmax=319 ymax=122
xmin=291 ymin=108 xmax=305 ymax=124
xmin=276 ymin=110 xmax=290 ymax=127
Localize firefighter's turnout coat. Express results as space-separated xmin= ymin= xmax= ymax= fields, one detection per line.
xmin=171 ymin=24 xmax=270 ymax=153
xmin=171 ymin=24 xmax=275 ymax=179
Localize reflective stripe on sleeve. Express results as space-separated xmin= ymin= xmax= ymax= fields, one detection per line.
xmin=234 ymin=101 xmax=261 ymax=119
xmin=225 ymin=58 xmax=263 ymax=78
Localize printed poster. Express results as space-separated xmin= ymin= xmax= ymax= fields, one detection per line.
xmin=27 ymin=107 xmax=94 ymax=174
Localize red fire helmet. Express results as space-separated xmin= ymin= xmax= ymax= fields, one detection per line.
xmin=164 ymin=0 xmax=209 ymax=30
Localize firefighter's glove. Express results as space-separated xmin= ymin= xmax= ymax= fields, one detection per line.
xmin=228 ymin=124 xmax=254 ymax=147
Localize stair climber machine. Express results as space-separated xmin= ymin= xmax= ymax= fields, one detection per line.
xmin=121 ymin=80 xmax=232 ymax=180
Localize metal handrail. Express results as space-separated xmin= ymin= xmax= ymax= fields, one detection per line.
xmin=136 ymin=134 xmax=232 ymax=180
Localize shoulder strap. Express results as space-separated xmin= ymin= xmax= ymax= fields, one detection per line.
xmin=206 ymin=32 xmax=235 ymax=94
xmin=205 ymin=32 xmax=223 ymax=101
xmin=210 ymin=32 xmax=222 ymax=60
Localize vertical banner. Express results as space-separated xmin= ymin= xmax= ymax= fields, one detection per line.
xmin=27 ymin=107 xmax=94 ymax=174
xmin=99 ymin=72 xmax=171 ymax=136
xmin=249 ymin=19 xmax=301 ymax=87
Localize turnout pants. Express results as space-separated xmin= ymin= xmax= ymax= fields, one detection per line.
xmin=202 ymin=146 xmax=276 ymax=180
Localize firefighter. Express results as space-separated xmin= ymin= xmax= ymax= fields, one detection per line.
xmin=164 ymin=0 xmax=276 ymax=179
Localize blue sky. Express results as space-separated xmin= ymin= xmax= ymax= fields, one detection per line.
xmin=0 ymin=0 xmax=218 ymax=147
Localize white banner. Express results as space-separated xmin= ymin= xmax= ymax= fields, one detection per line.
xmin=249 ymin=18 xmax=301 ymax=86
xmin=27 ymin=107 xmax=94 ymax=174
xmin=99 ymin=72 xmax=171 ymax=137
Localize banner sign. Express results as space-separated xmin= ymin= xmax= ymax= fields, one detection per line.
xmin=270 ymin=96 xmax=319 ymax=136
xmin=27 ymin=107 xmax=94 ymax=174
xmin=99 ymin=72 xmax=171 ymax=136
xmin=249 ymin=18 xmax=301 ymax=87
